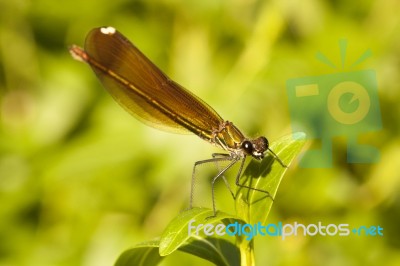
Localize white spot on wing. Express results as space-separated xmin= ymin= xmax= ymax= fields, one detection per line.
xmin=69 ymin=45 xmax=87 ymax=62
xmin=100 ymin=26 xmax=116 ymax=35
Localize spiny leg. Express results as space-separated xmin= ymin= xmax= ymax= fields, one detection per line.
xmin=235 ymin=157 xmax=274 ymax=201
xmin=210 ymin=157 xmax=239 ymax=217
xmin=190 ymin=156 xmax=234 ymax=209
xmin=212 ymin=153 xmax=235 ymax=200
xmin=268 ymin=148 xmax=288 ymax=168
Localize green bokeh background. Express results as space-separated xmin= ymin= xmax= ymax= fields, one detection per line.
xmin=1 ymin=0 xmax=399 ymax=265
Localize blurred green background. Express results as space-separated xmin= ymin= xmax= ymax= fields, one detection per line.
xmin=1 ymin=0 xmax=399 ymax=265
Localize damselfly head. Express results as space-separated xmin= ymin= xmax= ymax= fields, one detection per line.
xmin=241 ymin=136 xmax=269 ymax=160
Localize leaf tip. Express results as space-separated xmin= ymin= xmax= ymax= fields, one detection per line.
xmin=292 ymin=131 xmax=307 ymax=140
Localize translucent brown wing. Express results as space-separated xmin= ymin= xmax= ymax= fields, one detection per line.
xmin=81 ymin=27 xmax=223 ymax=138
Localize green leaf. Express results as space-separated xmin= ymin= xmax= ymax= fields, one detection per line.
xmin=235 ymin=132 xmax=306 ymax=224
xmin=115 ymin=233 xmax=240 ymax=266
xmin=159 ymin=207 xmax=239 ymax=256
xmin=179 ymin=236 xmax=240 ymax=266
xmin=115 ymin=239 xmax=164 ymax=266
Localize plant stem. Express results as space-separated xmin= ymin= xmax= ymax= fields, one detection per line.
xmin=239 ymin=239 xmax=254 ymax=266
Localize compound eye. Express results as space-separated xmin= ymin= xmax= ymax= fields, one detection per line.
xmin=241 ymin=140 xmax=254 ymax=155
